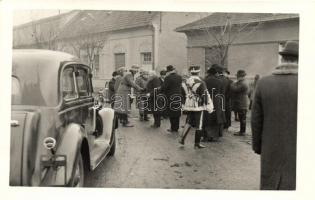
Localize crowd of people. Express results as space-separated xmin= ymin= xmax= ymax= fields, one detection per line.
xmin=106 ymin=41 xmax=298 ymax=190
xmin=106 ymin=60 xmax=255 ymax=147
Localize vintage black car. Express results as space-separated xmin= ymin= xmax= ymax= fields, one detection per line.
xmin=10 ymin=49 xmax=117 ymax=187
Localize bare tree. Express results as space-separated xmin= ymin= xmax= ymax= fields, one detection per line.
xmin=67 ymin=33 xmax=105 ymax=76
xmin=193 ymin=14 xmax=263 ymax=69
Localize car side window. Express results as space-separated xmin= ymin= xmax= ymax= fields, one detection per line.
xmin=62 ymin=67 xmax=78 ymax=101
xmin=76 ymin=68 xmax=90 ymax=97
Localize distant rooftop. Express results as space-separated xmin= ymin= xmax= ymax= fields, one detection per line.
xmin=13 ymin=10 xmax=77 ymax=29
xmin=58 ymin=10 xmax=157 ymax=39
xmin=175 ymin=12 xmax=299 ymax=32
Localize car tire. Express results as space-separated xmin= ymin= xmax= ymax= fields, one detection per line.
xmin=108 ymin=129 xmax=116 ymax=156
xmin=71 ymin=153 xmax=85 ymax=187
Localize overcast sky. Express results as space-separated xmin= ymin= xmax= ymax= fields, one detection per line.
xmin=13 ymin=10 xmax=71 ymax=26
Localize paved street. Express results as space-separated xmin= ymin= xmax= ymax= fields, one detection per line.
xmin=85 ymin=110 xmax=260 ymax=189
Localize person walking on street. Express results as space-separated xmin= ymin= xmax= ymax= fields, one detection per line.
xmin=251 ymin=41 xmax=298 ymax=190
xmin=161 ymin=65 xmax=182 ymax=133
xmin=178 ymin=66 xmax=213 ymax=149
xmin=114 ymin=65 xmax=143 ymax=127
xmin=146 ymin=70 xmax=163 ymax=128
xmin=231 ymin=69 xmax=249 ymax=136
xmin=203 ymin=65 xmax=225 ymax=142
xmin=135 ymin=69 xmax=149 ymax=121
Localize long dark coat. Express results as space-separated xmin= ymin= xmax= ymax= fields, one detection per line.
xmin=204 ymin=75 xmax=225 ymax=126
xmin=161 ymin=72 xmax=182 ymax=117
xmin=230 ymin=79 xmax=249 ymax=111
xmin=146 ymin=76 xmax=163 ymax=115
xmin=218 ymin=75 xmax=233 ymax=110
xmin=251 ymin=63 xmax=298 ymax=190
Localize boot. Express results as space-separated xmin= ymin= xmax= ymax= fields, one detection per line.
xmin=194 ymin=143 xmax=206 ymax=149
xmin=194 ymin=130 xmax=205 ymax=149
xmin=178 ymin=124 xmax=191 ymax=145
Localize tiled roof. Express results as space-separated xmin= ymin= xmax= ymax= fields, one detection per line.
xmin=58 ymin=10 xmax=157 ymax=39
xmin=13 ymin=11 xmax=79 ymax=47
xmin=175 ymin=12 xmax=299 ymax=32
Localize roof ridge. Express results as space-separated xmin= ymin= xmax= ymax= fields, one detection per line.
xmin=175 ymin=12 xmax=299 ymax=32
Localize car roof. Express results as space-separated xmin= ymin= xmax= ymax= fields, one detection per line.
xmin=12 ymin=49 xmax=88 ymax=107
xmin=13 ymin=49 xmax=82 ymax=65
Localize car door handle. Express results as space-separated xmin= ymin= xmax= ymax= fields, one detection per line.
xmin=11 ymin=120 xmax=19 ymax=127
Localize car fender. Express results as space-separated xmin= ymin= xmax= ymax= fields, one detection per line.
xmin=42 ymin=123 xmax=87 ymax=186
xmin=98 ymin=107 xmax=115 ymax=143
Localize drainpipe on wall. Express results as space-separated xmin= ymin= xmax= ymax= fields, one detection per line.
xmin=152 ymin=25 xmax=155 ymax=70
xmin=152 ymin=23 xmax=159 ymax=70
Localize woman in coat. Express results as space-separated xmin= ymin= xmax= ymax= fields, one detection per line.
xmin=146 ymin=70 xmax=163 ymax=128
xmin=251 ymin=41 xmax=298 ymax=190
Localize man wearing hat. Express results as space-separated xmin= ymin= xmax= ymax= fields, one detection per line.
xmin=161 ymin=65 xmax=182 ymax=132
xmin=114 ymin=65 xmax=143 ymax=127
xmin=251 ymin=41 xmax=298 ymax=190
xmin=179 ymin=65 xmax=212 ymax=148
xmin=203 ymin=64 xmax=225 ymax=142
xmin=230 ymin=69 xmax=249 ymax=136
xmin=212 ymin=64 xmax=233 ymax=129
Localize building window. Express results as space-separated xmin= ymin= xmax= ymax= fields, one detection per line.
xmin=114 ymin=53 xmax=125 ymax=69
xmin=141 ymin=52 xmax=152 ymax=65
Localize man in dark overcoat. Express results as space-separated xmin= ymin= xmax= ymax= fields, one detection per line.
xmin=251 ymin=41 xmax=298 ymax=190
xmin=215 ymin=65 xmax=233 ymax=129
xmin=230 ymin=69 xmax=249 ymax=136
xmin=203 ymin=65 xmax=225 ymax=142
xmin=146 ymin=70 xmax=163 ymax=128
xmin=161 ymin=65 xmax=182 ymax=132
